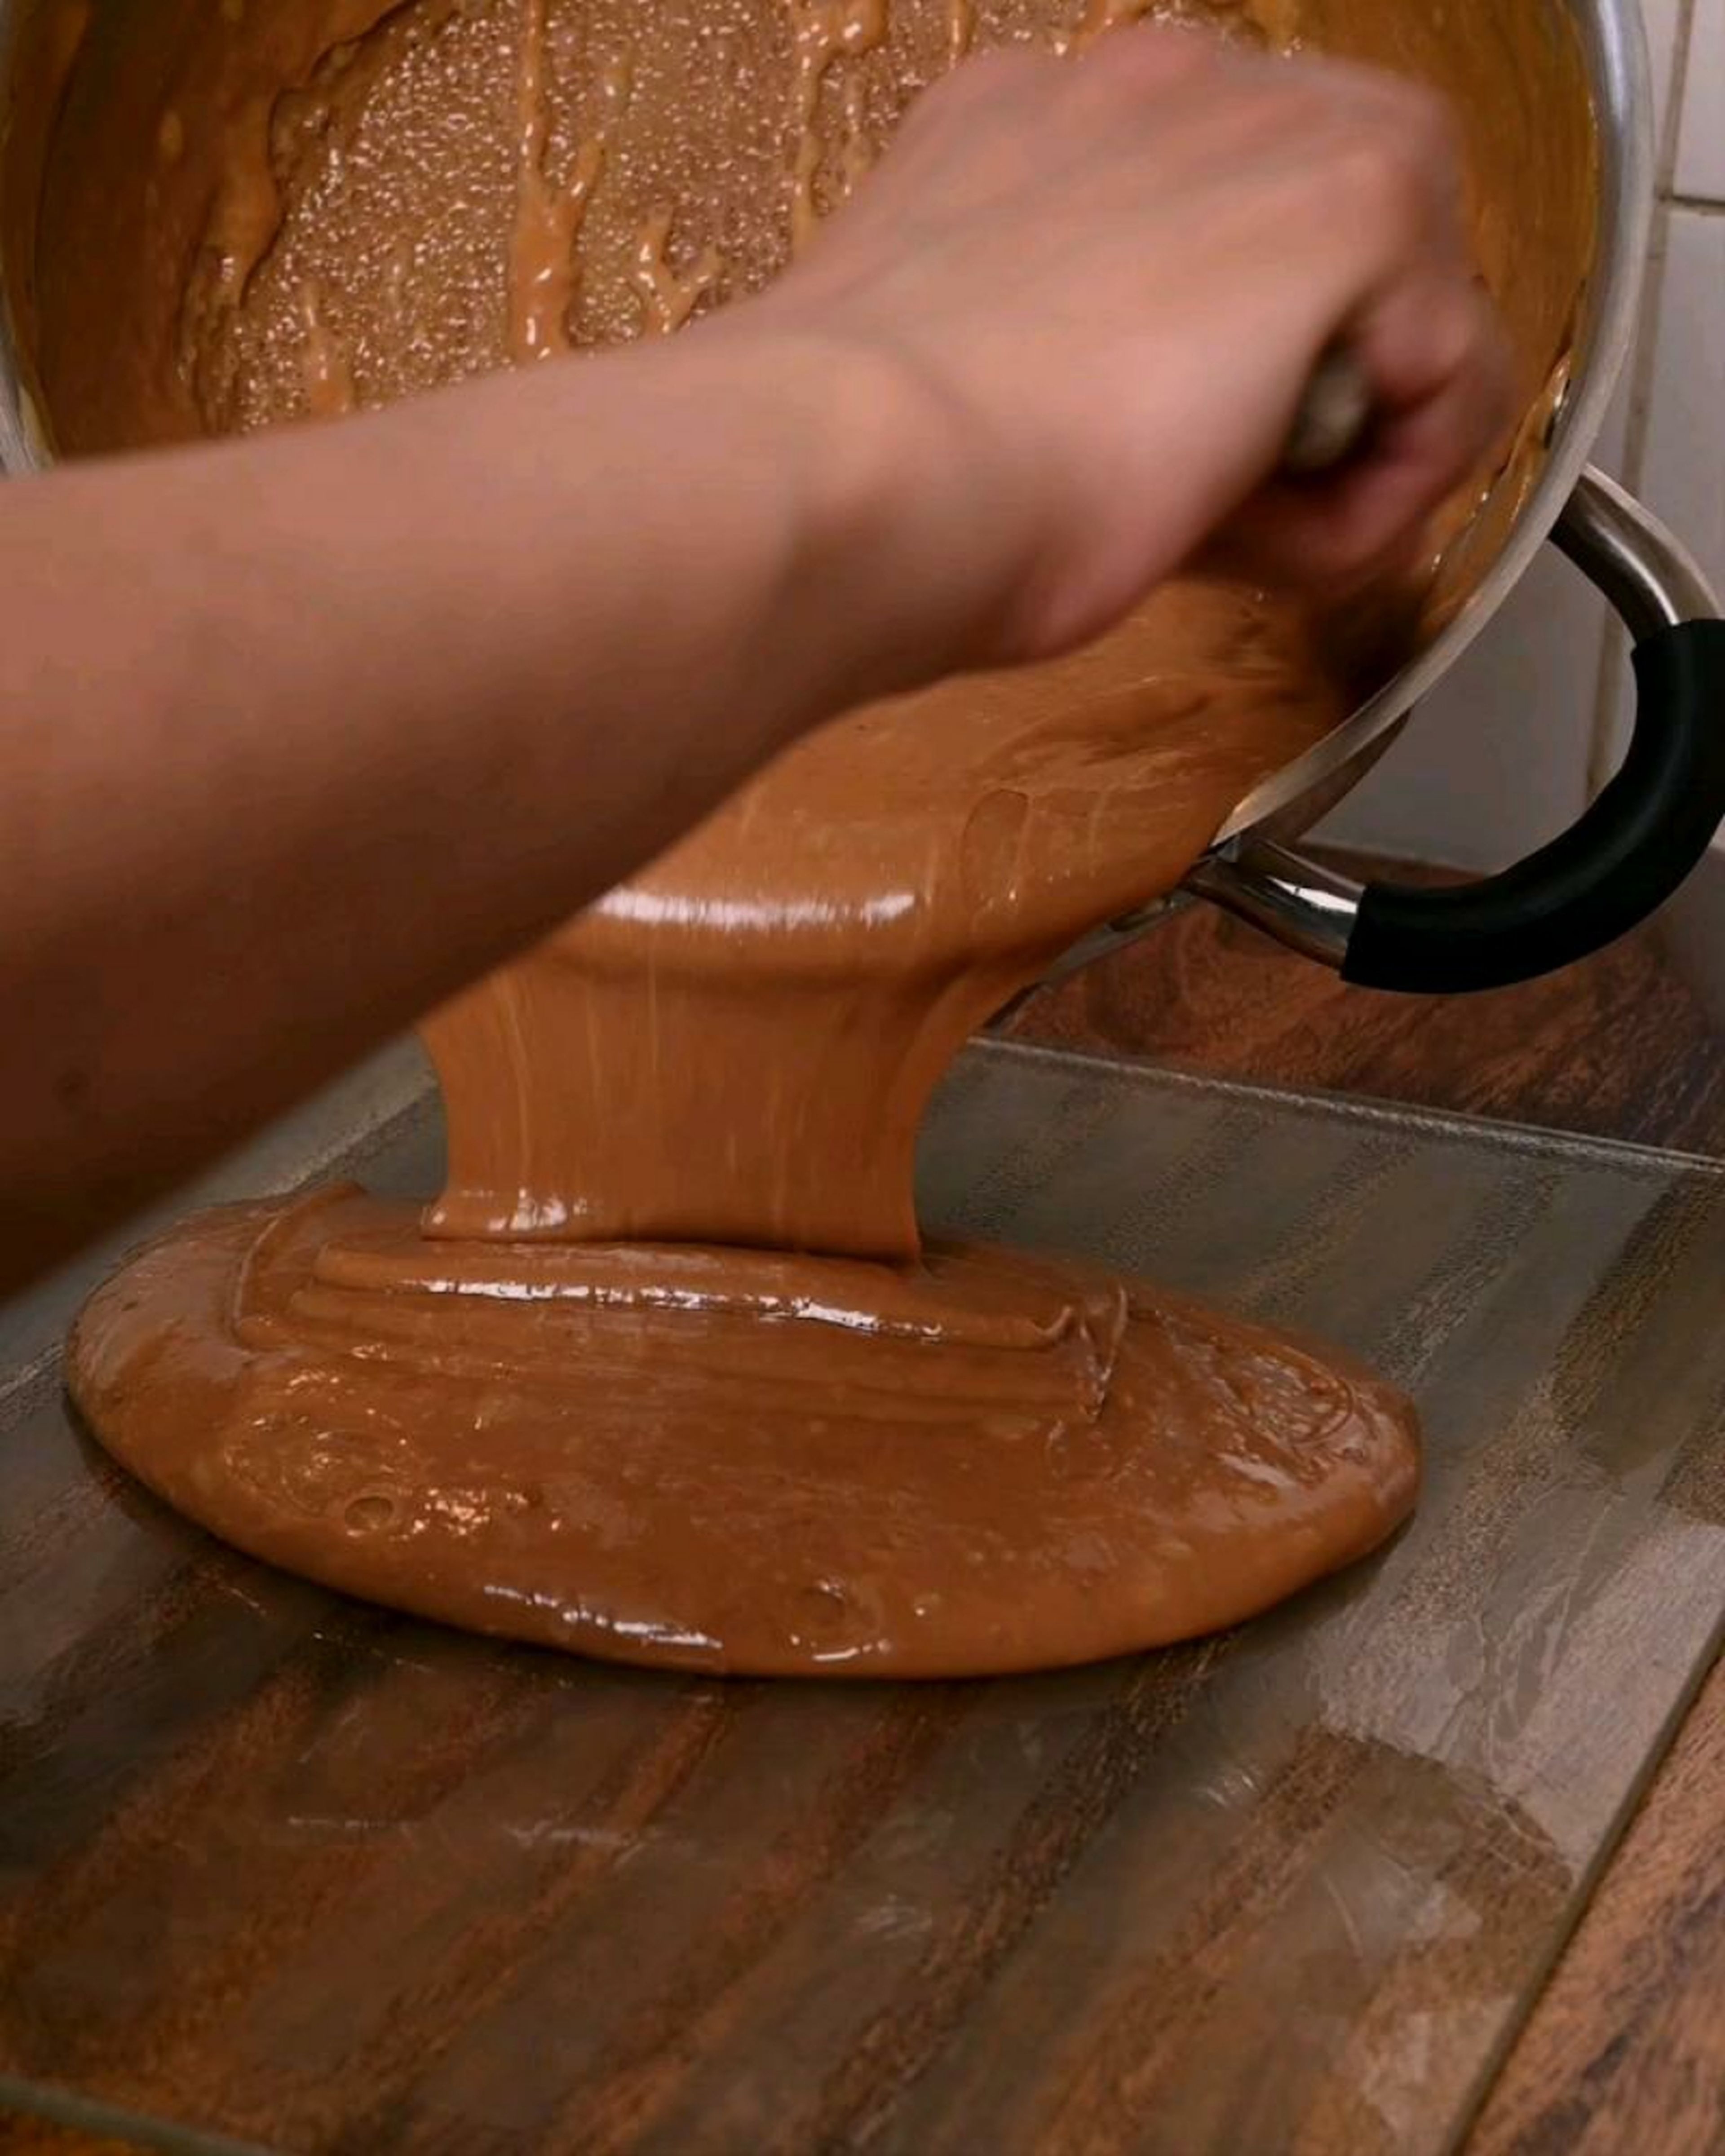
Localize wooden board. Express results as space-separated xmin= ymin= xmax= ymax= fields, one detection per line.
xmin=6 ymin=1039 xmax=1725 ymax=2155
xmin=1007 ymin=883 xmax=1725 ymax=2156
xmin=1008 ymin=870 xmax=1725 ymax=1158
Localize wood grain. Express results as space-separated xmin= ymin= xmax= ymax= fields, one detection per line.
xmin=6 ymin=872 xmax=1725 ymax=2154
xmin=1006 ymin=876 xmax=1725 ymax=2156
xmin=7 ymin=1038 xmax=1725 ymax=2153
xmin=1006 ymin=870 xmax=1725 ymax=1158
xmin=1468 ymin=1678 xmax=1725 ymax=2156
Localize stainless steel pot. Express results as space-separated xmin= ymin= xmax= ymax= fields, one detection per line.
xmin=0 ymin=0 xmax=1718 ymax=1001
xmin=1048 ymin=0 xmax=1725 ymax=997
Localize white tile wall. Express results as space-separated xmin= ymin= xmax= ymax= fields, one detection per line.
xmin=1676 ymin=0 xmax=1725 ymax=200
xmin=1319 ymin=548 xmax=1610 ymax=870
xmin=1645 ymin=0 xmax=1687 ymax=173
xmin=1321 ymin=0 xmax=1725 ymax=871
xmin=1641 ymin=209 xmax=1725 ymax=593
xmin=1638 ymin=189 xmax=1725 ymax=1019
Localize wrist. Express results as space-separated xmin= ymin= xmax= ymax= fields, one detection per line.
xmin=693 ymin=316 xmax=1030 ymax=729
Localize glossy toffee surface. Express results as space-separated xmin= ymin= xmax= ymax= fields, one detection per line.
xmin=43 ymin=0 xmax=1594 ymax=1670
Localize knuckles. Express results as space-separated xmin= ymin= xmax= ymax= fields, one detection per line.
xmin=1327 ymin=125 xmax=1439 ymax=246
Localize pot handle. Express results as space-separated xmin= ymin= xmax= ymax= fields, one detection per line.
xmin=1186 ymin=468 xmax=1725 ymax=995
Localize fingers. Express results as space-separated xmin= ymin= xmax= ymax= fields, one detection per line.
xmin=763 ymin=13 xmax=1521 ymax=660
xmin=1208 ymin=277 xmax=1515 ymax=590
xmin=1185 ymin=53 xmax=1510 ymax=591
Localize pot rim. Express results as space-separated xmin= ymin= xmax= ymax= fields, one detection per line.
xmin=0 ymin=0 xmax=1650 ymax=790
xmin=1216 ymin=0 xmax=1655 ymax=844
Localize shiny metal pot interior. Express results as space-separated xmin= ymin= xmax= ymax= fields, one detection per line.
xmin=0 ymin=0 xmax=1718 ymax=998
xmin=1226 ymin=0 xmax=1657 ymax=848
xmin=1025 ymin=0 xmax=1725 ymax=999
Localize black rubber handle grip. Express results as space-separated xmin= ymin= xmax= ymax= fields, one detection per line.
xmin=1341 ymin=619 xmax=1725 ymax=995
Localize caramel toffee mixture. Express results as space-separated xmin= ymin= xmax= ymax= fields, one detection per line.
xmin=38 ymin=0 xmax=1594 ymax=1673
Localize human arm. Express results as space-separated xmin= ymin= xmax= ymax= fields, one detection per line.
xmin=0 ymin=30 xmax=1508 ymax=1289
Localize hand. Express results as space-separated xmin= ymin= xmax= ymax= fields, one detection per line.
xmin=749 ymin=27 xmax=1515 ymax=667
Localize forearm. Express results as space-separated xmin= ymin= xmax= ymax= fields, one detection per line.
xmin=0 ymin=32 xmax=1506 ymax=1290
xmin=0 ymin=329 xmax=941 ymax=1281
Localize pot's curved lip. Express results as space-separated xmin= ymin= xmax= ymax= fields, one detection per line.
xmin=0 ymin=0 xmax=1649 ymax=785
xmin=1216 ymin=0 xmax=1654 ymax=846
